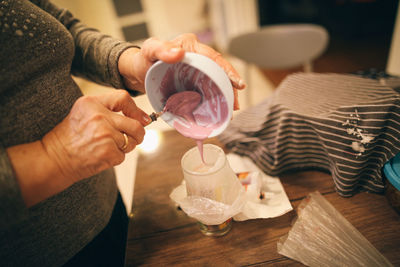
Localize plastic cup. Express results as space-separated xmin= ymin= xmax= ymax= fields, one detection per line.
xmin=180 ymin=144 xmax=241 ymax=236
xmin=181 ymin=144 xmax=240 ymax=204
xmin=383 ymin=154 xmax=400 ymax=214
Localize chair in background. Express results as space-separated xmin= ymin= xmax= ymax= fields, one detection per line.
xmin=228 ymin=23 xmax=329 ymax=104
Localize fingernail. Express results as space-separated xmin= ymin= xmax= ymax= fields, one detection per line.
xmin=143 ymin=115 xmax=151 ymax=124
xmin=169 ymin=47 xmax=181 ymax=54
xmin=228 ymin=72 xmax=245 ymax=88
xmin=238 ymin=79 xmax=246 ymax=88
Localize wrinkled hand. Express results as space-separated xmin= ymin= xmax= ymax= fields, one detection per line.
xmin=118 ymin=33 xmax=246 ymax=110
xmin=42 ymin=90 xmax=148 ymax=182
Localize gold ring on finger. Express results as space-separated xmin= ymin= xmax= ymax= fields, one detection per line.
xmin=121 ymin=133 xmax=129 ymax=151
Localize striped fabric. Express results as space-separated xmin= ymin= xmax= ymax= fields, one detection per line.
xmin=219 ymin=73 xmax=400 ymax=197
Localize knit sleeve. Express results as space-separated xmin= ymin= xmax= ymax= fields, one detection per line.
xmin=33 ymin=0 xmax=139 ymax=93
xmin=0 ymin=146 xmax=27 ymax=228
xmin=69 ymin=22 xmax=139 ymax=91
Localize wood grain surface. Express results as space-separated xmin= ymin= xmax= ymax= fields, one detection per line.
xmin=125 ymin=130 xmax=400 ymax=266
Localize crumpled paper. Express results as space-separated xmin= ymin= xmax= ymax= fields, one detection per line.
xmin=170 ymin=153 xmax=293 ymax=222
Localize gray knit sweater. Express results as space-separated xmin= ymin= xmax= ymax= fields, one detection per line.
xmin=0 ymin=0 xmax=137 ymax=266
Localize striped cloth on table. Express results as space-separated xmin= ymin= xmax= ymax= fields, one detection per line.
xmin=219 ymin=73 xmax=400 ymax=197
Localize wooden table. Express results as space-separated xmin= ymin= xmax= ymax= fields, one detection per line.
xmin=125 ymin=130 xmax=400 ymax=266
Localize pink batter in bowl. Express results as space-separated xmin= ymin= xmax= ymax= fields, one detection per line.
xmin=145 ymin=52 xmax=234 ymax=139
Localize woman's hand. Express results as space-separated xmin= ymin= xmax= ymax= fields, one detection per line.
xmin=43 ymin=90 xmax=149 ymax=181
xmin=118 ymin=33 xmax=246 ymax=110
xmin=8 ymin=90 xmax=149 ymax=206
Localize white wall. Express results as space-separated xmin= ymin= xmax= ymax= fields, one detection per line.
xmin=143 ymin=0 xmax=209 ymax=40
xmin=53 ymin=0 xmax=210 ymax=42
xmin=208 ymin=0 xmax=259 ymax=52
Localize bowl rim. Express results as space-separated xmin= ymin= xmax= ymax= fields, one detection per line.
xmin=144 ymin=52 xmax=233 ymax=138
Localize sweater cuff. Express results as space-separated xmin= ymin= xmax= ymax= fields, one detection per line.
xmin=108 ymin=42 xmax=141 ymax=96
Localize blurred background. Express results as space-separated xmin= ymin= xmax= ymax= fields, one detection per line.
xmin=52 ymin=0 xmax=399 ymax=111
xmin=51 ymin=0 xmax=400 ymax=213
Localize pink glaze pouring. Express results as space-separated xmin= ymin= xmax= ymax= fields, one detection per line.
xmin=163 ymin=91 xmax=207 ymax=163
xmin=159 ymin=62 xmax=229 ymax=163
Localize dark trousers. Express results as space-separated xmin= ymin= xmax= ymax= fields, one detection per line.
xmin=64 ymin=193 xmax=129 ymax=267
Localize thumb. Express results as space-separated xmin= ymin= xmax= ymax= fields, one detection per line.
xmin=195 ymin=43 xmax=246 ymax=90
xmin=142 ymin=37 xmax=185 ymax=64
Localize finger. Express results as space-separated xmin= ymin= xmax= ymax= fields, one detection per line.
xmin=172 ymin=34 xmax=245 ymax=89
xmin=194 ymin=43 xmax=246 ymax=90
xmin=111 ymin=113 xmax=146 ymax=147
xmin=102 ymin=123 xmax=133 ymax=154
xmin=170 ymin=33 xmax=198 ymax=51
xmin=142 ymin=37 xmax=185 ymax=64
xmin=233 ymin=88 xmax=240 ymax=110
xmin=171 ymin=33 xmax=245 ymax=110
xmin=94 ymin=90 xmax=151 ymax=126
xmin=92 ymin=122 xmax=127 ymax=163
xmin=112 ymin=124 xmax=142 ymax=154
xmin=123 ymin=134 xmax=138 ymax=153
xmin=117 ymin=132 xmax=137 ymax=153
xmin=120 ymin=132 xmax=129 ymax=150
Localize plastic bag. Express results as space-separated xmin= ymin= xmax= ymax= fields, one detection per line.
xmin=277 ymin=191 xmax=393 ymax=267
xmin=176 ymin=186 xmax=246 ymax=225
xmin=170 ymin=179 xmax=246 ymax=225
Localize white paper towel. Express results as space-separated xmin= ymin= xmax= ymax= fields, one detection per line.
xmin=170 ymin=153 xmax=293 ymax=221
